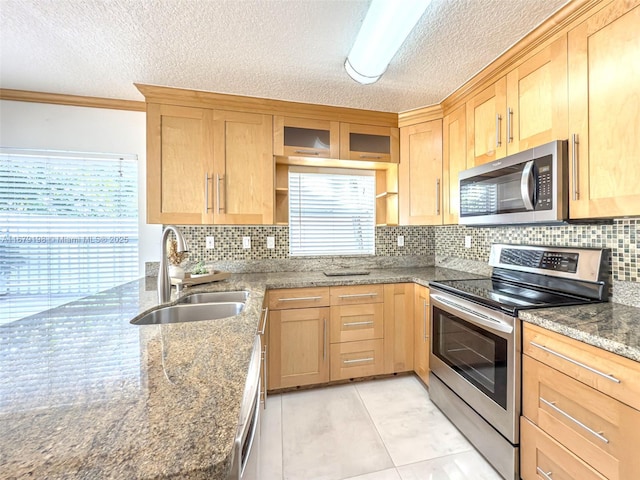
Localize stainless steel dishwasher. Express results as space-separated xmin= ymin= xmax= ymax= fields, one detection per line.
xmin=228 ymin=336 xmax=261 ymax=480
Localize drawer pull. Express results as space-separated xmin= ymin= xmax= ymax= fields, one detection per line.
xmin=278 ymin=296 xmax=323 ymax=302
xmin=536 ymin=467 xmax=553 ymax=480
xmin=343 ymin=320 xmax=374 ymax=327
xmin=540 ymin=397 xmax=609 ymax=444
xmin=338 ymin=293 xmax=378 ymax=299
xmin=530 ymin=341 xmax=620 ymax=384
xmin=343 ymin=357 xmax=374 ymax=365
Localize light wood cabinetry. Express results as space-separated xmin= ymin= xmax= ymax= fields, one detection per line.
xmin=340 ymin=123 xmax=400 ymax=163
xmin=146 ymin=104 xmax=214 ymax=224
xmin=383 ymin=283 xmax=414 ymax=374
xmin=330 ymin=339 xmax=385 ymax=381
xmin=413 ymin=284 xmax=430 ymax=385
xmin=466 ymin=78 xmax=507 ymax=166
xmin=568 ymin=1 xmax=640 ymax=219
xmin=521 ymin=323 xmax=640 ymax=480
xmin=273 ymin=116 xmax=339 ymax=159
xmin=399 ymin=120 xmax=443 ymax=225
xmin=212 ymin=110 xmax=274 ymax=224
xmin=267 ymin=288 xmax=330 ymax=390
xmin=442 ymin=105 xmax=467 ymax=224
xmin=145 ymin=105 xmax=273 ymax=225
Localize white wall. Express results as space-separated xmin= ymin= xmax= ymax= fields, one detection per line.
xmin=0 ymin=100 xmax=160 ymax=276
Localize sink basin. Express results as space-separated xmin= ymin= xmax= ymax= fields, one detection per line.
xmin=131 ymin=302 xmax=245 ymax=325
xmin=177 ymin=290 xmax=249 ymax=304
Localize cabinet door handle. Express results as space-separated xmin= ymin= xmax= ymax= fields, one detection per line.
xmin=496 ymin=114 xmax=502 ymax=148
xmin=423 ymin=299 xmax=428 ymax=342
xmin=530 ymin=341 xmax=620 ymax=383
xmin=258 ymin=307 xmax=268 ymax=335
xmin=294 ymin=150 xmax=320 ymax=155
xmin=572 ymin=133 xmax=579 ymax=201
xmin=204 ymin=173 xmax=212 ymax=212
xmin=507 ymin=107 xmax=513 ymax=143
xmin=338 ymin=293 xmax=378 ymax=299
xmin=536 ymin=467 xmax=553 ymax=480
xmin=215 ymin=173 xmax=225 ymax=214
xmin=343 ymin=320 xmax=374 ymax=327
xmin=278 ymin=296 xmax=323 ymax=302
xmin=343 ymin=357 xmax=374 ymax=364
xmin=359 ymin=154 xmax=382 ymax=159
xmin=540 ymin=397 xmax=609 ymax=444
xmin=261 ymin=344 xmax=267 ymax=408
xmin=323 ymin=318 xmax=327 ymax=361
xmin=435 ymin=178 xmax=440 ymax=215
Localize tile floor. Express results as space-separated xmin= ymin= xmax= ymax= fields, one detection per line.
xmin=259 ymin=375 xmax=503 ymax=480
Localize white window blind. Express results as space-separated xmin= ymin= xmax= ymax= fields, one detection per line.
xmin=0 ymin=148 xmax=139 ymax=324
xmin=289 ymin=167 xmax=375 ymax=256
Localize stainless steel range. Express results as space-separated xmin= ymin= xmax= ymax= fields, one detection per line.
xmin=429 ymin=244 xmax=610 ymax=480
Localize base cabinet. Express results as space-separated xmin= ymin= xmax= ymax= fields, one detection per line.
xmin=413 ymin=284 xmax=430 ymax=385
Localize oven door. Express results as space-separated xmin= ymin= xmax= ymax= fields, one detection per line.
xmin=429 ymin=288 xmax=521 ymax=443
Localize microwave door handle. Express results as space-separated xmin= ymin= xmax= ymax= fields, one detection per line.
xmin=520 ymin=160 xmax=535 ymax=211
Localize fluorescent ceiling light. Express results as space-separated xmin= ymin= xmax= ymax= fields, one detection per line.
xmin=345 ymin=0 xmax=431 ymax=85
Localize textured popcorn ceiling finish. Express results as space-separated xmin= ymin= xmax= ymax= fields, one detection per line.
xmin=0 ymin=0 xmax=568 ymax=112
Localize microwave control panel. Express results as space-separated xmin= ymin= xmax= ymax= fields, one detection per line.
xmin=535 ymin=155 xmax=553 ymax=210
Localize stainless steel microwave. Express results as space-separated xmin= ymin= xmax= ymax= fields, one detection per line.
xmin=459 ymin=140 xmax=568 ymax=226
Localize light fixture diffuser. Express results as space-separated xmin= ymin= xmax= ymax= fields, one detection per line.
xmin=345 ymin=0 xmax=431 ymax=84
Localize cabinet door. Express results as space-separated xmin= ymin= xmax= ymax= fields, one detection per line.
xmin=340 ymin=123 xmax=399 ymax=163
xmin=268 ymin=307 xmax=330 ymax=389
xmin=147 ymin=104 xmax=214 ymax=224
xmin=212 ymin=111 xmax=274 ymax=224
xmin=506 ymin=35 xmax=568 ymax=154
xmin=568 ymin=1 xmax=640 ymax=219
xmin=413 ymin=284 xmax=430 ymax=385
xmin=442 ymin=105 xmax=467 ymax=225
xmin=399 ymin=120 xmax=443 ymax=225
xmin=383 ymin=283 xmax=414 ymax=374
xmin=466 ymin=78 xmax=507 ymax=166
xmin=273 ymin=116 xmax=339 ymax=158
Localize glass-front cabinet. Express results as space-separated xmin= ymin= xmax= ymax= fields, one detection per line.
xmin=273 ymin=116 xmax=339 ymax=158
xmin=340 ymin=123 xmax=399 ymax=163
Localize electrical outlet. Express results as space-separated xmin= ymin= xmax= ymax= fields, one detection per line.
xmin=397 ymin=235 xmax=404 ymax=247
xmin=206 ymin=236 xmax=215 ymax=249
xmin=242 ymin=236 xmax=251 ymax=249
xmin=266 ymin=236 xmax=275 ymax=249
xmin=465 ymin=235 xmax=472 ymax=249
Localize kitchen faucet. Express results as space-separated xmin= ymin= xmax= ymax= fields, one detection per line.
xmin=158 ymin=225 xmax=189 ymax=303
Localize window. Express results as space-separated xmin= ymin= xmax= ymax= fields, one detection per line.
xmin=289 ymin=167 xmax=375 ymax=256
xmin=0 ymin=148 xmax=138 ymax=324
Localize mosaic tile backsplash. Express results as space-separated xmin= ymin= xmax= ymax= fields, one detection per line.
xmin=170 ymin=219 xmax=638 ymax=283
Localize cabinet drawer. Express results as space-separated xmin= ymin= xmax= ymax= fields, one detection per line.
xmin=521 ymin=417 xmax=606 ymax=480
xmin=268 ymin=287 xmax=330 ymax=310
xmin=330 ymin=303 xmax=383 ymax=343
xmin=523 ymin=323 xmax=640 ymax=411
xmin=523 ymin=355 xmax=640 ymax=480
xmin=330 ymin=339 xmax=384 ymax=381
xmin=330 ymin=284 xmax=384 ymax=306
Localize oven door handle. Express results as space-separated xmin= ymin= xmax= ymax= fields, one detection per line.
xmin=431 ymin=294 xmax=514 ymax=335
xmin=520 ymin=160 xmax=535 ymax=211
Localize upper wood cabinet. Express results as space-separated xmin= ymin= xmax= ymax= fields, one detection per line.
xmin=466 ymin=78 xmax=507 ymax=166
xmin=399 ymin=120 xmax=443 ymax=225
xmin=273 ymin=116 xmax=339 ymax=159
xmin=146 ymin=104 xmax=215 ymax=224
xmin=466 ymin=36 xmax=568 ymax=167
xmin=146 ymin=105 xmax=273 ymax=225
xmin=211 ymin=110 xmax=274 ymax=224
xmin=568 ymin=1 xmax=640 ymax=219
xmin=506 ymin=35 xmax=568 ymax=154
xmin=442 ymin=105 xmax=467 ymax=224
xmin=340 ymin=123 xmax=400 ymax=163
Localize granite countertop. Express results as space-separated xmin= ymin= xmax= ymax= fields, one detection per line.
xmin=0 ymin=266 xmax=477 ymax=480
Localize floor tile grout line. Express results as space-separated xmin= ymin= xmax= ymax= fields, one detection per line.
xmin=352 ymin=379 xmax=398 ymax=472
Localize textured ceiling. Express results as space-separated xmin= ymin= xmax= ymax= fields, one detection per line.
xmin=0 ymin=0 xmax=569 ymax=113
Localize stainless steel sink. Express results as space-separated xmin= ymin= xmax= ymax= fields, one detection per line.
xmin=177 ymin=290 xmax=249 ymax=304
xmin=131 ymin=302 xmax=245 ymax=325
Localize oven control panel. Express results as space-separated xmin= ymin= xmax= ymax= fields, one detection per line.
xmin=499 ymin=248 xmax=579 ymax=273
